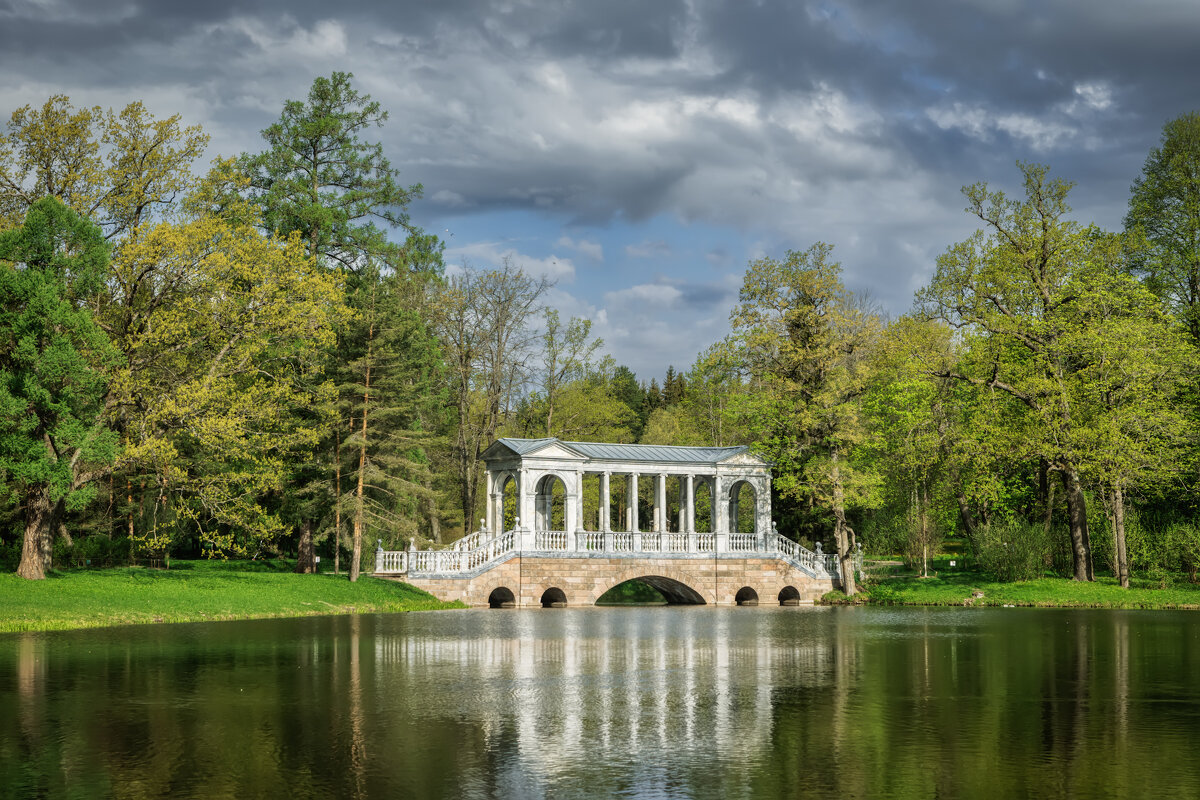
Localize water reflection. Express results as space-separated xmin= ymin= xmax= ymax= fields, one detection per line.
xmin=2 ymin=608 xmax=1200 ymax=799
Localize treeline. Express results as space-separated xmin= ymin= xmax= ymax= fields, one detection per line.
xmin=3 ymin=77 xmax=1199 ymax=591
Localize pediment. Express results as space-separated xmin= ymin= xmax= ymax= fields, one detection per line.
xmin=525 ymin=442 xmax=586 ymax=461
xmin=720 ymin=451 xmax=769 ymax=467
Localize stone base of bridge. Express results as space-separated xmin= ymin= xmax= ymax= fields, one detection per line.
xmin=396 ymin=556 xmax=837 ymax=608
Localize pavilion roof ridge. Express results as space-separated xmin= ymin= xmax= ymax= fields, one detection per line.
xmin=492 ymin=437 xmax=759 ymax=465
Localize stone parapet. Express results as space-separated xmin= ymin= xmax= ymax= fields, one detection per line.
xmin=398 ymin=554 xmax=835 ymax=608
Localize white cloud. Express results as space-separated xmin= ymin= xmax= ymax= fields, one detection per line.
xmin=446 ymin=241 xmax=576 ymax=283
xmin=556 ymin=235 xmax=603 ymax=261
xmin=603 ymin=282 xmax=684 ymax=307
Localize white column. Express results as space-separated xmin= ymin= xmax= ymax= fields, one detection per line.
xmin=484 ymin=471 xmax=495 ymax=533
xmin=654 ymin=473 xmax=666 ymax=532
xmin=628 ymin=473 xmax=639 ymax=533
xmin=567 ymin=470 xmax=581 ymax=551
xmin=686 ymin=479 xmax=696 ymax=534
xmin=677 ymin=478 xmax=685 ymax=533
xmin=601 ymin=472 xmax=611 ymax=532
xmin=713 ymin=474 xmax=727 ymax=553
xmin=519 ymin=469 xmax=535 ymax=551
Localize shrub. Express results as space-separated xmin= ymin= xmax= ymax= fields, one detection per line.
xmin=974 ymin=520 xmax=1053 ymax=582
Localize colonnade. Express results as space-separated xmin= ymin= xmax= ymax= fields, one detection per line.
xmin=483 ymin=469 xmax=765 ymax=538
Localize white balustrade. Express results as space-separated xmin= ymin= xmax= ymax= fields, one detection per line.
xmin=535 ymin=530 xmax=567 ymax=550
xmin=374 ymin=526 xmax=842 ymax=581
xmin=375 ymin=550 xmax=408 ymax=573
xmin=577 ymin=532 xmax=605 ymax=551
xmin=729 ymin=534 xmax=756 ymax=552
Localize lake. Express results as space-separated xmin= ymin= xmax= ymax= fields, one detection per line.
xmin=2 ymin=606 xmax=1199 ymax=798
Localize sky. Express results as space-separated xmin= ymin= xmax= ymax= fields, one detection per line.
xmin=2 ymin=0 xmax=1198 ymax=379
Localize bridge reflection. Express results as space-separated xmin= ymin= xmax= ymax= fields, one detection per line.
xmin=373 ymin=608 xmax=836 ymax=778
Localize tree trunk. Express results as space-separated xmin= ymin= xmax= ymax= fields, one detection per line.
xmin=425 ymin=476 xmax=441 ymax=544
xmin=1040 ymin=458 xmax=1055 ymax=533
xmin=350 ymin=318 xmax=373 ymax=584
xmin=295 ymin=519 xmax=316 ymax=574
xmin=334 ymin=423 xmax=343 ymax=576
xmin=17 ymin=486 xmax=53 ymax=580
xmin=1113 ymin=483 xmax=1130 ymax=589
xmin=956 ymin=491 xmax=978 ymax=542
xmin=1060 ymin=467 xmax=1094 ymax=582
xmin=831 ymin=450 xmax=856 ymax=596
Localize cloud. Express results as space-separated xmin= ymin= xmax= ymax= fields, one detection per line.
xmin=4 ymin=0 xmax=1198 ymax=374
xmin=604 ymin=282 xmax=684 ymax=307
xmin=445 ymin=241 xmax=576 ymax=283
xmin=624 ymin=239 xmax=672 ymax=258
xmin=556 ymin=235 xmax=604 ymax=261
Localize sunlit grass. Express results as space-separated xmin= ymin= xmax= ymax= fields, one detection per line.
xmin=0 ymin=559 xmax=463 ymax=633
xmin=829 ymin=556 xmax=1200 ymax=609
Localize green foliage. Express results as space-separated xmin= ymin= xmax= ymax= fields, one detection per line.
xmin=0 ymin=198 xmax=120 ymax=575
xmin=241 ymin=71 xmax=421 ymax=271
xmin=0 ymin=95 xmax=208 ymax=237
xmin=972 ymin=521 xmax=1054 ymax=582
xmin=596 ymin=579 xmax=667 ymax=604
xmin=1126 ymin=110 xmax=1200 ymax=340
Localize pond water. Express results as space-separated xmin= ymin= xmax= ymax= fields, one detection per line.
xmin=2 ymin=606 xmax=1199 ymax=799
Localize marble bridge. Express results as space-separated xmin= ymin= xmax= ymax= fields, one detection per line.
xmin=374 ymin=438 xmax=850 ymax=607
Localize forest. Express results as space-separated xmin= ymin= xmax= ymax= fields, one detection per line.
xmin=3 ymin=72 xmax=1199 ymax=589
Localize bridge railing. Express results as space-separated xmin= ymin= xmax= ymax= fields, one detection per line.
xmin=374 ymin=526 xmax=853 ymax=581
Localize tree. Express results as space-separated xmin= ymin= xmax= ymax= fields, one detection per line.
xmin=0 ymin=95 xmax=208 ymax=238
xmin=729 ymin=243 xmax=881 ymax=595
xmin=241 ymin=71 xmax=421 ymax=271
xmin=110 ymin=177 xmax=347 ymax=558
xmin=241 ymin=72 xmax=435 ymax=571
xmin=918 ymin=163 xmax=1162 ymax=582
xmin=1063 ymin=266 xmax=1196 ymax=587
xmin=0 ymin=198 xmax=119 ymax=578
xmin=1126 ymin=111 xmax=1200 ymax=341
xmin=538 ymin=310 xmax=603 ymax=436
xmin=434 ymin=262 xmax=549 ymax=532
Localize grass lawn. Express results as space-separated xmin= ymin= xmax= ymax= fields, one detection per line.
xmin=830 ymin=556 xmax=1200 ymax=609
xmin=0 ymin=559 xmax=463 ymax=633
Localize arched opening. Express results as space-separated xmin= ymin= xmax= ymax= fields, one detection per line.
xmin=540 ymin=587 xmax=567 ymax=608
xmin=735 ymin=586 xmax=759 ymax=606
xmin=693 ymin=480 xmax=713 ymax=533
xmin=534 ymin=474 xmax=567 ymax=531
xmin=778 ymin=586 xmax=801 ymax=606
xmin=500 ymin=474 xmax=518 ymax=531
xmin=596 ymin=575 xmax=706 ymax=606
xmin=596 ymin=579 xmax=667 ymax=605
xmin=729 ymin=480 xmax=757 ymax=534
xmin=488 ymin=587 xmax=516 ymax=609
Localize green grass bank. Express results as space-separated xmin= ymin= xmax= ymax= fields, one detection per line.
xmin=827 ymin=557 xmax=1200 ymax=609
xmin=0 ymin=559 xmax=462 ymax=633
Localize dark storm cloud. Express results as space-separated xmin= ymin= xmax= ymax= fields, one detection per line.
xmin=2 ymin=0 xmax=1197 ymax=322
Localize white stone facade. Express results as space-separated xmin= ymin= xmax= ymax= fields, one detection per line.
xmin=480 ymin=438 xmax=773 ymax=555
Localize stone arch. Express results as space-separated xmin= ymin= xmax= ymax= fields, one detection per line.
xmin=599 ymin=567 xmax=711 ymax=605
xmin=540 ymin=587 xmax=567 ymax=608
xmin=778 ymin=585 xmax=801 ymax=606
xmin=488 ymin=586 xmax=516 ymax=608
xmin=728 ymin=480 xmax=758 ymax=534
xmin=735 ymin=586 xmax=759 ymax=606
xmin=533 ymin=472 xmax=569 ymax=531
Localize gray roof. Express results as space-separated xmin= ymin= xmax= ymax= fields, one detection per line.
xmin=490 ymin=437 xmax=755 ymax=465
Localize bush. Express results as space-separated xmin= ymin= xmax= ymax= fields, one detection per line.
xmin=973 ymin=520 xmax=1053 ymax=582
xmin=0 ymin=538 xmax=19 ymax=572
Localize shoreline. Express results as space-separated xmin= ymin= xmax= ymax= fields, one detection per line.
xmin=0 ymin=561 xmax=464 ymax=635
